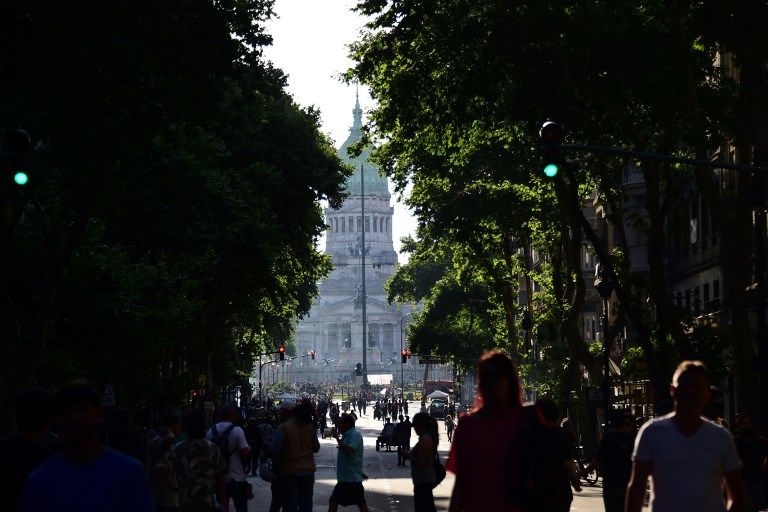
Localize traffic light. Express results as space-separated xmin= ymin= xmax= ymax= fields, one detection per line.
xmin=310 ymin=350 xmax=316 ymax=361
xmin=539 ymin=120 xmax=563 ymax=179
xmin=355 ymin=363 xmax=362 ymax=376
xmin=401 ymin=349 xmax=408 ymax=364
xmin=278 ymin=345 xmax=286 ymax=360
xmin=1 ymin=129 xmax=32 ymax=197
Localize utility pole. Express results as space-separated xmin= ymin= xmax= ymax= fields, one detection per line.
xmin=360 ymin=164 xmax=368 ymax=385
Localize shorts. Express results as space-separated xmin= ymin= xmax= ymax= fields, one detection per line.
xmin=330 ymin=482 xmax=366 ymax=507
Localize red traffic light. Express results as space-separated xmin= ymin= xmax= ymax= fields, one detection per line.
xmin=278 ymin=345 xmax=285 ymax=360
xmin=310 ymin=350 xmax=316 ymax=360
xmin=401 ymin=349 xmax=408 ymax=364
xmin=191 ymin=390 xmax=199 ymax=398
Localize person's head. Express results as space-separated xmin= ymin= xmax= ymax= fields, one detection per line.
xmin=294 ymin=401 xmax=313 ymax=425
xmin=161 ymin=412 xmax=181 ymax=437
xmin=399 ymin=415 xmax=404 ymax=422
xmin=475 ymin=350 xmax=522 ymax=411
xmin=535 ymin=398 xmax=560 ymax=428
xmin=220 ymin=403 xmax=240 ymax=423
xmin=15 ymin=387 xmax=52 ymax=438
xmin=182 ymin=411 xmax=207 ymax=439
xmin=608 ymin=410 xmax=630 ymax=432
xmin=385 ymin=417 xmax=391 ymax=424
xmin=738 ymin=412 xmax=757 ymax=435
xmin=338 ymin=413 xmax=355 ymax=433
xmin=670 ymin=360 xmax=711 ymax=414
xmin=446 ymin=414 xmax=452 ymax=421
xmin=412 ymin=412 xmax=430 ymax=435
xmin=53 ymin=380 xmax=102 ymax=447
xmin=405 ymin=415 xmax=410 ymax=422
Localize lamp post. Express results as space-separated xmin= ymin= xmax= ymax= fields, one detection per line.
xmin=594 ymin=261 xmax=615 ymax=414
xmin=400 ymin=311 xmax=413 ymax=397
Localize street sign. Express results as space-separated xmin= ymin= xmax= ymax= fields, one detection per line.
xmin=419 ymin=356 xmax=442 ymax=365
xmin=198 ymin=374 xmax=206 ymax=387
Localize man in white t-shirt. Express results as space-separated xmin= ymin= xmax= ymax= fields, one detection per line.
xmin=207 ymin=404 xmax=251 ymax=512
xmin=626 ymin=360 xmax=744 ymax=512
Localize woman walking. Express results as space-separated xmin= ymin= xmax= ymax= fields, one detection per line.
xmin=446 ymin=350 xmax=525 ymax=512
xmin=402 ymin=412 xmax=438 ymax=512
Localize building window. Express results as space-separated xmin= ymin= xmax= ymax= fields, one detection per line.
xmin=341 ymin=217 xmax=346 ymax=233
xmin=356 ymin=217 xmax=361 ymax=232
xmin=703 ymin=282 xmax=710 ymax=303
xmin=368 ymin=323 xmax=379 ymax=347
xmin=334 ymin=218 xmax=339 ymax=233
xmin=342 ymin=323 xmax=352 ymax=349
xmin=583 ymin=314 xmax=597 ymax=341
xmin=349 ymin=217 xmax=354 ymax=233
xmin=676 ymin=291 xmax=683 ymax=308
xmin=373 ymin=216 xmax=378 ymax=232
xmin=685 ymin=289 xmax=691 ymax=311
xmin=365 ymin=217 xmax=370 ymax=232
xmin=714 ymin=279 xmax=720 ymax=299
xmin=383 ymin=324 xmax=394 ymax=355
xmin=329 ymin=324 xmax=339 ymax=354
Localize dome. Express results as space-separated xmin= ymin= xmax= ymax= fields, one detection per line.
xmin=338 ymin=94 xmax=390 ymax=197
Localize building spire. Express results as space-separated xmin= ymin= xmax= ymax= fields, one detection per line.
xmin=352 ymin=84 xmax=362 ymax=130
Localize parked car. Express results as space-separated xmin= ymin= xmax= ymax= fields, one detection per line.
xmin=429 ymin=398 xmax=447 ymax=419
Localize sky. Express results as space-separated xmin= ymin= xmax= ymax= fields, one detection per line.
xmin=262 ymin=0 xmax=417 ymax=259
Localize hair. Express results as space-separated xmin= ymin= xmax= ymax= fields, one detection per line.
xmin=53 ymin=380 xmax=100 ymax=414
xmin=15 ymin=387 xmax=52 ymax=434
xmin=182 ymin=411 xmax=207 ymax=439
xmin=412 ymin=412 xmax=440 ymax=445
xmin=474 ymin=350 xmax=522 ymax=412
xmin=294 ymin=401 xmax=313 ymax=425
xmin=672 ymin=360 xmax=709 ymax=386
xmin=161 ymin=412 xmax=180 ymax=428
xmin=339 ymin=413 xmax=355 ymax=427
xmin=535 ymin=398 xmax=560 ymax=423
xmin=398 ymin=415 xmax=404 ymax=421
xmin=609 ymin=409 xmax=628 ymax=428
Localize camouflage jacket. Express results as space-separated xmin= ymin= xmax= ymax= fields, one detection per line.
xmin=157 ymin=438 xmax=227 ymax=511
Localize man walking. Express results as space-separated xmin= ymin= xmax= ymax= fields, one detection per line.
xmin=596 ymin=410 xmax=633 ymax=512
xmin=207 ymin=404 xmax=251 ymax=512
xmin=329 ymin=413 xmax=369 ymax=512
xmin=395 ymin=415 xmax=410 ymax=466
xmin=626 ymin=360 xmax=744 ymax=512
xmin=21 ymin=381 xmax=154 ymax=512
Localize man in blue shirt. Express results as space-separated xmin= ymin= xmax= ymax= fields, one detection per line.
xmin=329 ymin=413 xmax=369 ymax=512
xmin=21 ymin=381 xmax=154 ymax=512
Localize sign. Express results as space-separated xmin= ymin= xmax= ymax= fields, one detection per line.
xmin=198 ymin=374 xmax=206 ymax=387
xmin=419 ymin=356 xmax=442 ymax=365
xmin=368 ymin=374 xmax=394 ymax=385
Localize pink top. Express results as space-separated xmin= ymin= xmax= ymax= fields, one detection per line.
xmin=446 ymin=409 xmax=524 ymax=512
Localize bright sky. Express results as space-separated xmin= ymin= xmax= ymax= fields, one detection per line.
xmin=262 ymin=0 xmax=416 ymax=260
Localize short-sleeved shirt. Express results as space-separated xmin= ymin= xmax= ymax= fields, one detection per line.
xmin=632 ymin=414 xmax=742 ymax=512
xmin=337 ymin=427 xmax=364 ymax=482
xmin=597 ymin=430 xmax=633 ymax=487
xmin=157 ymin=438 xmax=227 ymax=510
xmin=446 ymin=410 xmax=524 ymax=512
xmin=21 ymin=447 xmax=154 ymax=512
xmin=206 ymin=421 xmax=250 ymax=482
xmin=0 ymin=435 xmax=51 ymax=512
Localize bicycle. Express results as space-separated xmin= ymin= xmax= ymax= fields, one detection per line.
xmin=574 ymin=445 xmax=600 ymax=486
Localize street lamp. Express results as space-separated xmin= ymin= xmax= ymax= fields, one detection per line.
xmin=400 ymin=311 xmax=413 ymax=397
xmin=594 ymin=261 xmax=615 ymax=414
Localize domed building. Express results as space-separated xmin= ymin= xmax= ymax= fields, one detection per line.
xmin=292 ymin=95 xmax=416 ymax=383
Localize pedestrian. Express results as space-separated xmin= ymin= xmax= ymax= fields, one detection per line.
xmin=20 ymin=380 xmax=154 ymax=512
xmin=520 ymin=399 xmax=581 ymax=512
xmin=270 ymin=400 xmax=320 ymax=512
xmin=329 ymin=413 xmax=370 ymax=512
xmin=244 ymin=417 xmax=262 ymax=477
xmin=401 ymin=412 xmax=438 ymax=511
xmin=444 ymin=415 xmax=455 ymax=442
xmin=596 ymin=410 xmax=634 ymax=512
xmin=446 ymin=350 xmax=525 ymax=512
xmin=626 ymin=360 xmax=744 ymax=512
xmin=395 ymin=415 xmax=410 ymax=466
xmin=146 ymin=412 xmax=182 ymax=512
xmin=0 ymin=387 xmax=52 ymax=512
xmin=156 ymin=410 xmax=229 ymax=512
xmin=207 ymin=403 xmax=252 ymax=512
xmin=258 ymin=414 xmax=282 ymax=512
xmin=106 ymin=407 xmax=145 ymax=462
xmin=734 ymin=412 xmax=768 ymax=512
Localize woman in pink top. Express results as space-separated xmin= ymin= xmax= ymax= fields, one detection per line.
xmin=446 ymin=351 xmax=524 ymax=512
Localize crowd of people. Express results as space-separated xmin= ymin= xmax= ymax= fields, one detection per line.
xmin=2 ymin=353 xmax=768 ymax=512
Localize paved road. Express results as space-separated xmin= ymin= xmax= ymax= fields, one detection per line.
xmin=246 ymin=403 xmax=617 ymax=511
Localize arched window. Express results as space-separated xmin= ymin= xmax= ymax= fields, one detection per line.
xmin=334 ymin=217 xmax=339 ymax=233
xmin=373 ymin=216 xmax=378 ymax=232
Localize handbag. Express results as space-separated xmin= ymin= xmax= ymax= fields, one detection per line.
xmin=432 ymin=453 xmax=446 ymax=489
xmin=259 ymin=459 xmax=279 ymax=483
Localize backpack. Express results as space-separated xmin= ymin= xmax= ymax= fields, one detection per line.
xmin=210 ymin=422 xmax=237 ymax=464
xmin=432 ymin=453 xmax=447 ymax=489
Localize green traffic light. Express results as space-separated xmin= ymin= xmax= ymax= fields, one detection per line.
xmin=543 ymin=163 xmax=559 ymax=178
xmin=13 ymin=171 xmax=29 ymax=185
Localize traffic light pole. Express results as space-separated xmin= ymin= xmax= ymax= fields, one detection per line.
xmin=360 ymin=164 xmax=368 ymax=386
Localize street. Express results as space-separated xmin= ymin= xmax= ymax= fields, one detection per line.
xmin=246 ymin=404 xmax=621 ymax=511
